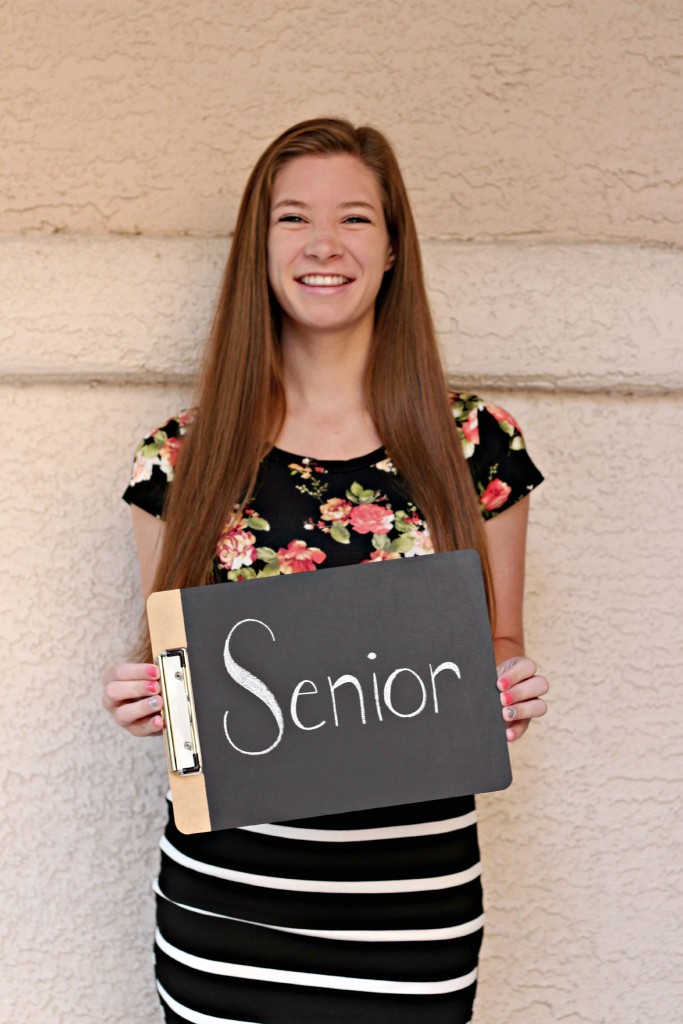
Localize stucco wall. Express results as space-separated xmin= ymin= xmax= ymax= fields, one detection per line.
xmin=2 ymin=3 xmax=682 ymax=1022
xmin=3 ymin=0 xmax=683 ymax=243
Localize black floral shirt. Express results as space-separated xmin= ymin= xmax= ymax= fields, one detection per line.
xmin=123 ymin=393 xmax=543 ymax=582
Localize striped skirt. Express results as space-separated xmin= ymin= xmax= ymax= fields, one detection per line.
xmin=154 ymin=794 xmax=483 ymax=1023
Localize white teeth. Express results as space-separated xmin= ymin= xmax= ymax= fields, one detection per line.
xmin=298 ymin=275 xmax=351 ymax=286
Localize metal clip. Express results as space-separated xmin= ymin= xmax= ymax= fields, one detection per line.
xmin=157 ymin=648 xmax=202 ymax=774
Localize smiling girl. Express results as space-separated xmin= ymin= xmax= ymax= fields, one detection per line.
xmin=103 ymin=118 xmax=548 ymax=1024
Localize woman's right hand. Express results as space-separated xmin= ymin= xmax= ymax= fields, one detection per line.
xmin=102 ymin=663 xmax=164 ymax=736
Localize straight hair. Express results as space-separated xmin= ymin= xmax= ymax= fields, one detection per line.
xmin=139 ymin=117 xmax=493 ymax=659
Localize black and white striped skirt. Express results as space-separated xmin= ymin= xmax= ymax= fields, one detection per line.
xmin=154 ymin=794 xmax=483 ymax=1023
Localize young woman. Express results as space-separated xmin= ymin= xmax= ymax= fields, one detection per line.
xmin=103 ymin=118 xmax=548 ymax=1024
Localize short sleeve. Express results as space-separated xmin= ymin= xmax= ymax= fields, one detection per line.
xmin=449 ymin=393 xmax=544 ymax=520
xmin=122 ymin=410 xmax=193 ymax=519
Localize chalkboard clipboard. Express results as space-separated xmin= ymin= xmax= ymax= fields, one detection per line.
xmin=147 ymin=549 xmax=512 ymax=834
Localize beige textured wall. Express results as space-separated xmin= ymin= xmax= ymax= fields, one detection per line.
xmin=4 ymin=0 xmax=683 ymax=243
xmin=2 ymin=2 xmax=682 ymax=1022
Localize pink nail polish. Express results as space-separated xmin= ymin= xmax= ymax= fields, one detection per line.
xmin=146 ymin=680 xmax=158 ymax=694
xmin=502 ymin=691 xmax=514 ymax=706
xmin=498 ymin=676 xmax=510 ymax=691
xmin=147 ymin=666 xmax=159 ymax=679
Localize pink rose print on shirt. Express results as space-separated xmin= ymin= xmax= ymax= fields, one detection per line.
xmin=131 ymin=451 xmax=154 ymax=484
xmin=404 ymin=527 xmax=434 ymax=557
xmin=217 ymin=528 xmax=258 ymax=571
xmin=159 ymin=435 xmax=182 ymax=472
xmin=319 ymin=497 xmax=353 ymax=524
xmin=461 ymin=408 xmax=480 ymax=445
xmin=349 ymin=503 xmax=395 ymax=535
xmin=486 ymin=402 xmax=521 ymax=433
xmin=361 ymin=549 xmax=401 ymax=563
xmin=277 ymin=539 xmax=327 ymax=574
xmin=479 ymin=478 xmax=512 ymax=512
xmin=177 ymin=408 xmax=195 ymax=428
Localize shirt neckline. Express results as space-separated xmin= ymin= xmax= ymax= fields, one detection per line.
xmin=267 ymin=444 xmax=388 ymax=473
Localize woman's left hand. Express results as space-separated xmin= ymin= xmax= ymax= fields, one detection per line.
xmin=496 ymin=656 xmax=548 ymax=743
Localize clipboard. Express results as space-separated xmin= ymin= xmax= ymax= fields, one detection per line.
xmin=147 ymin=549 xmax=511 ymax=834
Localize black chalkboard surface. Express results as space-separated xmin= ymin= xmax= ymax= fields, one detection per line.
xmin=147 ymin=549 xmax=511 ymax=834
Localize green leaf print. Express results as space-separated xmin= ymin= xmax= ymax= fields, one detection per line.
xmin=510 ymin=434 xmax=526 ymax=450
xmin=258 ymin=561 xmax=281 ymax=578
xmin=140 ymin=432 xmax=167 ymax=459
xmin=256 ymin=546 xmax=278 ymax=562
xmin=498 ymin=419 xmax=516 ymax=437
xmin=227 ymin=567 xmax=257 ymax=581
xmin=245 ymin=516 xmax=270 ymax=531
xmin=346 ymin=482 xmax=378 ymax=504
xmin=371 ymin=533 xmax=391 ymax=551
xmin=393 ymin=510 xmax=415 ymax=534
xmin=330 ymin=522 xmax=351 ymax=544
xmin=388 ymin=534 xmax=415 ymax=554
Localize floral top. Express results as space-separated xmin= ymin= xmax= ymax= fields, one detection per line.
xmin=123 ymin=393 xmax=543 ymax=582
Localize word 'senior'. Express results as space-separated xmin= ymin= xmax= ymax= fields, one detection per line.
xmin=222 ymin=618 xmax=462 ymax=756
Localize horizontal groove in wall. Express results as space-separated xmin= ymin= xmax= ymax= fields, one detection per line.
xmin=2 ymin=369 xmax=681 ymax=397
xmin=3 ymin=239 xmax=680 ymax=393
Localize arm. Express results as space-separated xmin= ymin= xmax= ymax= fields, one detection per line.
xmin=101 ymin=507 xmax=166 ymax=736
xmin=485 ymin=496 xmax=548 ymax=742
xmin=130 ymin=504 xmax=165 ymax=601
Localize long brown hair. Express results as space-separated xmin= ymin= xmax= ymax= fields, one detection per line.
xmin=141 ymin=117 xmax=493 ymax=658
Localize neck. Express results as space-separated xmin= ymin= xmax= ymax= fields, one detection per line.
xmin=275 ymin=317 xmax=383 ymax=457
xmin=279 ymin=319 xmax=372 ymax=414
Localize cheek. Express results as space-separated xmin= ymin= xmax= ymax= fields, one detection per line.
xmin=266 ymin=254 xmax=294 ymax=317
xmin=266 ymin=249 xmax=283 ymax=300
xmin=267 ymin=236 xmax=293 ymax=289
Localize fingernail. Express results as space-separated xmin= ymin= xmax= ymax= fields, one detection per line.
xmin=147 ymin=666 xmax=159 ymax=679
xmin=153 ymin=715 xmax=164 ymax=730
xmin=501 ymin=691 xmax=514 ymax=706
xmin=149 ymin=696 xmax=161 ymax=710
xmin=506 ymin=727 xmax=516 ymax=742
xmin=503 ymin=706 xmax=517 ymax=720
xmin=498 ymin=676 xmax=510 ymax=691
xmin=146 ymin=680 xmax=159 ymax=694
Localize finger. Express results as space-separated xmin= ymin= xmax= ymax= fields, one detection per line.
xmin=112 ymin=695 xmax=164 ymax=728
xmin=103 ymin=663 xmax=159 ymax=685
xmin=506 ymin=720 xmax=530 ymax=743
xmin=502 ymin=697 xmax=547 ymax=724
xmin=496 ymin=657 xmax=537 ymax=689
xmin=102 ymin=676 xmax=161 ymax=710
xmin=127 ymin=713 xmax=165 ymax=737
xmin=499 ymin=674 xmax=549 ymax=706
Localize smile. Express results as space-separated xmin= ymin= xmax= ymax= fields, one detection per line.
xmin=296 ymin=275 xmax=353 ymax=286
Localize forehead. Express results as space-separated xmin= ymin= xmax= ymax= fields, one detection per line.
xmin=271 ymin=153 xmax=383 ymax=206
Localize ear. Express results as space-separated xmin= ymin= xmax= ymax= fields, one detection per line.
xmin=384 ymin=244 xmax=396 ymax=272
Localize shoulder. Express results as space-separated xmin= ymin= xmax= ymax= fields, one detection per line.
xmin=447 ymin=390 xmax=527 ymax=457
xmin=122 ymin=409 xmax=195 ymax=518
xmin=447 ymin=390 xmax=544 ymax=519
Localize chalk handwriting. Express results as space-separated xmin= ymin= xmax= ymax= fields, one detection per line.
xmin=223 ymin=618 xmax=284 ymax=755
xmin=222 ymin=618 xmax=461 ymax=756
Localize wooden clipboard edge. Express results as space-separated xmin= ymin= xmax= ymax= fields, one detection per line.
xmin=147 ymin=588 xmax=211 ymax=834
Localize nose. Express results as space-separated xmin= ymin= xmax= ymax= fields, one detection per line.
xmin=303 ymin=222 xmax=343 ymax=261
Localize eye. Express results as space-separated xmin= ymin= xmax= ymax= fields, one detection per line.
xmin=343 ymin=215 xmax=371 ymax=224
xmin=277 ymin=214 xmax=305 ymax=223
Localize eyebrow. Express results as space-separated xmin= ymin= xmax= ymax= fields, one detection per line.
xmin=271 ymin=199 xmax=378 ymax=212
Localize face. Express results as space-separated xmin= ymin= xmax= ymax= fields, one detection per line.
xmin=267 ymin=153 xmax=394 ymax=340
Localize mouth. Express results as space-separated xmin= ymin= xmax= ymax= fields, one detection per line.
xmin=295 ymin=274 xmax=354 ymax=287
